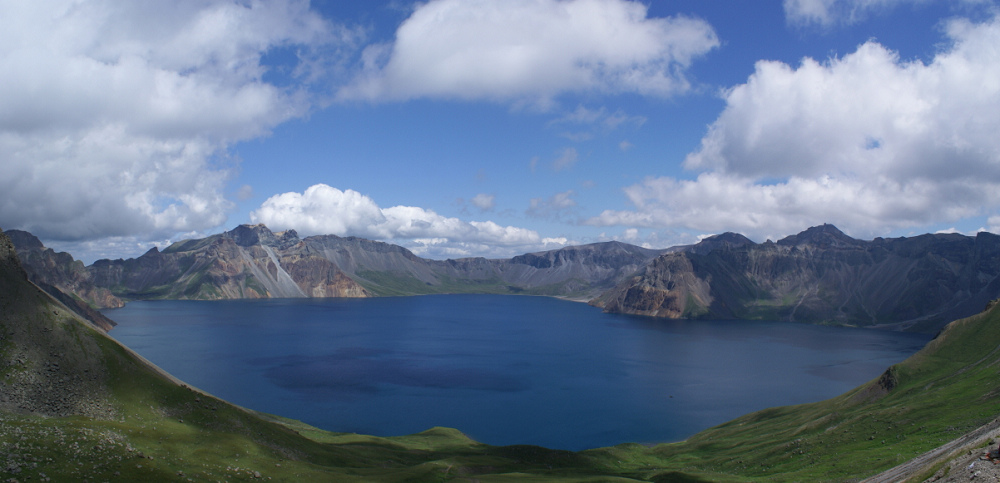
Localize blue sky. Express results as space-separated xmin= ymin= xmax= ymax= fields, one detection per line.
xmin=2 ymin=0 xmax=1000 ymax=263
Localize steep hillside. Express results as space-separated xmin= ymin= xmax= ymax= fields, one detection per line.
xmin=7 ymin=229 xmax=119 ymax=330
xmin=628 ymin=298 xmax=1000 ymax=481
xmin=1 ymin=228 xmax=326 ymax=480
xmin=595 ymin=224 xmax=1000 ymax=332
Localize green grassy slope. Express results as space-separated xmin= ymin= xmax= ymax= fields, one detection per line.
xmin=585 ymin=300 xmax=1000 ymax=482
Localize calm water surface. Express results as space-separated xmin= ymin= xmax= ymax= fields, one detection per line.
xmin=105 ymin=295 xmax=931 ymax=451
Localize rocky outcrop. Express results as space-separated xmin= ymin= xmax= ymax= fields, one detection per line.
xmin=0 ymin=228 xmax=26 ymax=280
xmin=594 ymin=253 xmax=712 ymax=318
xmin=594 ymin=225 xmax=1000 ymax=332
xmin=7 ymin=230 xmax=123 ymax=309
xmin=7 ymin=230 xmax=119 ymax=330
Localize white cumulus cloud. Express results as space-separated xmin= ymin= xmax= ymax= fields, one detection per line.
xmin=251 ymin=184 xmax=564 ymax=258
xmin=338 ymin=0 xmax=719 ymax=103
xmin=589 ymin=15 xmax=1000 ymax=240
xmin=0 ymin=0 xmax=342 ymax=244
xmin=988 ymin=216 xmax=1000 ymax=234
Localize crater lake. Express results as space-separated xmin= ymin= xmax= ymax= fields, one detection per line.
xmin=105 ymin=294 xmax=931 ymax=451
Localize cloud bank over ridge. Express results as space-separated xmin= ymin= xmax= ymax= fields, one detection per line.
xmin=252 ymin=184 xmax=568 ymax=258
xmin=590 ymin=14 xmax=1000 ymax=241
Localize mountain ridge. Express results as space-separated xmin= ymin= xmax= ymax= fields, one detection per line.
xmin=5 ymin=229 xmax=119 ymax=331
xmin=42 ymin=224 xmax=665 ymax=303
xmin=13 ymin=223 xmax=1000 ymax=332
xmin=595 ymin=227 xmax=1000 ymax=331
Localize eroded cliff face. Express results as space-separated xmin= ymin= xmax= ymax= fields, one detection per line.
xmin=595 ymin=253 xmax=712 ymax=318
xmin=88 ymin=225 xmax=371 ymax=301
xmin=497 ymin=241 xmax=667 ymax=297
xmin=272 ymin=246 xmax=370 ymax=298
xmin=7 ymin=230 xmax=124 ymax=310
xmin=304 ymin=234 xmax=667 ymax=298
xmin=595 ymin=225 xmax=1000 ymax=332
xmin=6 ymin=230 xmax=119 ymax=331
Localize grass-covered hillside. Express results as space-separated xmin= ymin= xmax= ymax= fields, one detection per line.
xmin=600 ymin=299 xmax=1000 ymax=482
xmin=5 ymin=225 xmax=1000 ymax=481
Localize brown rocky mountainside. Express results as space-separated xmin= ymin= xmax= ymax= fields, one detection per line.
xmin=88 ymin=224 xmax=370 ymax=301
xmin=594 ymin=224 xmax=1000 ymax=332
xmin=7 ymin=230 xmax=118 ymax=330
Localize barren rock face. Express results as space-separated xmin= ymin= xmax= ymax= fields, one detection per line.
xmin=594 ymin=226 xmax=1000 ymax=332
xmin=7 ymin=230 xmax=123 ymax=308
xmin=79 ymin=225 xmax=372 ymax=302
xmin=5 ymin=229 xmax=119 ymax=330
xmin=596 ymin=253 xmax=712 ymax=318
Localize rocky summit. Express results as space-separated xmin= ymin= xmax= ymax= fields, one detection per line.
xmin=593 ymin=224 xmax=1000 ymax=331
xmin=87 ymin=224 xmax=370 ymax=301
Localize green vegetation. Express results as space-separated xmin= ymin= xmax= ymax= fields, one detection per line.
xmin=116 ymin=283 xmax=174 ymax=301
xmin=244 ymin=271 xmax=268 ymax=297
xmin=612 ymin=301 xmax=1000 ymax=481
xmin=161 ymin=236 xmax=220 ymax=254
xmin=354 ymin=269 xmax=596 ymax=299
xmin=682 ymin=293 xmax=710 ymax=318
xmin=355 ymin=269 xmax=516 ymax=297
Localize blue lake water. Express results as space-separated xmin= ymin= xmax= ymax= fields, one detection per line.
xmin=104 ymin=294 xmax=931 ymax=451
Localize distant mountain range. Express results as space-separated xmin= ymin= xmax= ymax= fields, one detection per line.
xmin=594 ymin=224 xmax=1000 ymax=332
xmin=8 ymin=223 xmax=664 ymax=302
xmin=10 ymin=223 xmax=1000 ymax=332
